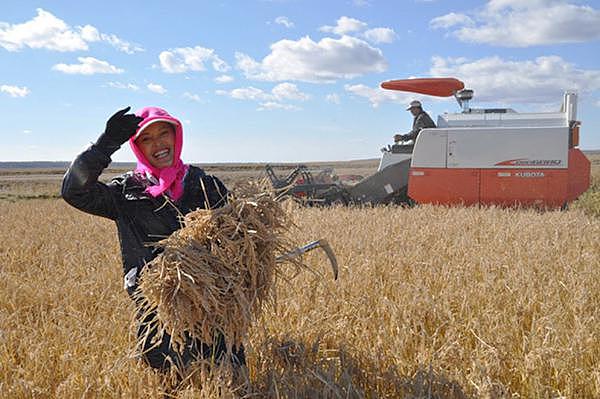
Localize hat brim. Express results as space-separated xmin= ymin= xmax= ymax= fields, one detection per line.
xmin=134 ymin=118 xmax=178 ymax=140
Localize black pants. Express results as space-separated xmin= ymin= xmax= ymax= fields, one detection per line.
xmin=136 ymin=307 xmax=246 ymax=373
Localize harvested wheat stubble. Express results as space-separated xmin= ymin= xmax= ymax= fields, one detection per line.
xmin=135 ymin=194 xmax=300 ymax=354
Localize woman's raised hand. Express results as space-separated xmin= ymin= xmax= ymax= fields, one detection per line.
xmin=95 ymin=107 xmax=144 ymax=156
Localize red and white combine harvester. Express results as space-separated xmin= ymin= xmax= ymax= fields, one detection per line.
xmin=380 ymin=77 xmax=590 ymax=208
xmin=267 ymin=77 xmax=591 ymax=208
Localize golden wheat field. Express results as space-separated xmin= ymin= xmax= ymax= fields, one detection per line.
xmin=0 ymin=161 xmax=599 ymax=398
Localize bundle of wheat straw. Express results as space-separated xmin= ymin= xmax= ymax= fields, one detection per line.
xmin=135 ymin=193 xmax=298 ymax=353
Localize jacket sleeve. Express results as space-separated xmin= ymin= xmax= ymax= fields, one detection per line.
xmin=61 ymin=145 xmax=121 ymax=220
xmin=405 ymin=112 xmax=437 ymax=140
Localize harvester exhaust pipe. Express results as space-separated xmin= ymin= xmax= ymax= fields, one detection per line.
xmin=455 ymin=89 xmax=474 ymax=113
xmin=276 ymin=239 xmax=339 ymax=280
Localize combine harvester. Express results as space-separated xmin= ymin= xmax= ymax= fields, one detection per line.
xmin=267 ymin=77 xmax=591 ymax=208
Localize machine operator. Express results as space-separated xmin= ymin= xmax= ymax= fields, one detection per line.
xmin=393 ymin=100 xmax=436 ymax=143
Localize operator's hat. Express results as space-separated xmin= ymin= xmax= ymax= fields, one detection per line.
xmin=406 ymin=100 xmax=422 ymax=110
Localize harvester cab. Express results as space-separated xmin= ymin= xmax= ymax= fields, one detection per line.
xmin=378 ymin=78 xmax=467 ymax=173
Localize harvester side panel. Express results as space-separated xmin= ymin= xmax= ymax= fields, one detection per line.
xmin=480 ymin=169 xmax=568 ymax=208
xmin=445 ymin=127 xmax=569 ymax=169
xmin=412 ymin=128 xmax=570 ymax=171
xmin=410 ymin=129 xmax=447 ymax=168
xmin=413 ymin=127 xmax=569 ymax=170
xmin=408 ymin=168 xmax=480 ymax=205
xmin=347 ymin=158 xmax=411 ymax=204
xmin=409 ymin=165 xmax=587 ymax=208
xmin=567 ymin=148 xmax=591 ymax=202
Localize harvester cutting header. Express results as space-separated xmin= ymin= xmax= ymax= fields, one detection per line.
xmin=267 ymin=77 xmax=591 ymax=208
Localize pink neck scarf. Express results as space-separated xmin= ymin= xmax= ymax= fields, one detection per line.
xmin=129 ymin=106 xmax=189 ymax=201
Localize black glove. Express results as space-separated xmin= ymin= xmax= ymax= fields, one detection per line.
xmin=95 ymin=107 xmax=143 ymax=156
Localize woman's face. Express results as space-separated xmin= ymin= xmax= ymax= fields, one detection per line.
xmin=135 ymin=122 xmax=176 ymax=169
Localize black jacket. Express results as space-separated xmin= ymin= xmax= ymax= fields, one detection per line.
xmin=405 ymin=110 xmax=436 ymax=141
xmin=61 ymin=145 xmax=227 ymax=278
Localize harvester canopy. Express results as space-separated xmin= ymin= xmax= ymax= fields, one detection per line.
xmin=380 ymin=77 xmax=464 ymax=97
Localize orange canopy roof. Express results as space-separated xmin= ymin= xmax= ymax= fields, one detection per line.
xmin=380 ymin=78 xmax=465 ymax=97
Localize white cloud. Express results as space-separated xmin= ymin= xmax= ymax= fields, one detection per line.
xmin=147 ymin=83 xmax=166 ymax=94
xmin=217 ymin=83 xmax=309 ymax=111
xmin=429 ymin=55 xmax=600 ymax=104
xmin=0 ymin=9 xmax=87 ymax=51
xmin=429 ymin=12 xmax=473 ymax=29
xmin=107 ymin=81 xmax=139 ymax=91
xmin=215 ymin=74 xmax=234 ymax=83
xmin=235 ymin=53 xmax=261 ymax=73
xmin=326 ymin=93 xmax=341 ymax=104
xmin=217 ymin=83 xmax=309 ymax=102
xmin=271 ymin=82 xmax=310 ymax=101
xmin=76 ymin=25 xmax=143 ymax=53
xmin=211 ymin=57 xmax=230 ymax=73
xmin=319 ymin=16 xmax=396 ymax=44
xmin=431 ymin=1 xmax=600 ymax=46
xmin=353 ymin=0 xmax=371 ymax=6
xmin=100 ymin=33 xmax=144 ymax=54
xmin=235 ymin=35 xmax=387 ymax=82
xmin=23 ymin=129 xmax=32 ymax=134
xmin=258 ymin=102 xmax=300 ymax=111
xmin=79 ymin=25 xmax=100 ymax=42
xmin=183 ymin=92 xmax=201 ymax=102
xmin=218 ymin=86 xmax=271 ymax=101
xmin=320 ymin=16 xmax=367 ymax=35
xmin=596 ymin=100 xmax=600 ymax=108
xmin=1 ymin=85 xmax=30 ymax=97
xmin=345 ymin=84 xmax=413 ymax=108
xmin=363 ymin=27 xmax=397 ymax=44
xmin=0 ymin=8 xmax=142 ymax=52
xmin=275 ymin=16 xmax=294 ymax=28
xmin=52 ymin=57 xmax=123 ymax=75
xmin=159 ymin=45 xmax=230 ymax=73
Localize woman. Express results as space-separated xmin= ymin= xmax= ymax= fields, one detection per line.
xmin=61 ymin=106 xmax=245 ymax=372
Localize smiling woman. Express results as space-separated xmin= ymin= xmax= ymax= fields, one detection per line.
xmin=60 ymin=106 xmax=245 ymax=375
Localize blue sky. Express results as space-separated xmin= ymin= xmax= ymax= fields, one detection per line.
xmin=1 ymin=0 xmax=600 ymax=163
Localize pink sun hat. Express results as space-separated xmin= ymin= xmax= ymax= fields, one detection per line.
xmin=128 ymin=106 xmax=188 ymax=200
xmin=133 ymin=107 xmax=182 ymax=141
